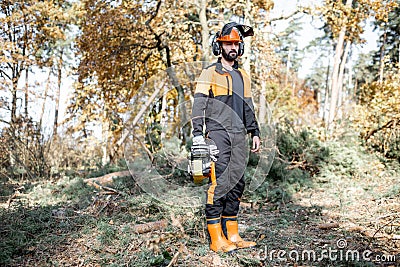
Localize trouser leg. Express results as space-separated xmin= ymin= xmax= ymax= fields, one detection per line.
xmin=218 ymin=132 xmax=255 ymax=248
xmin=205 ymin=130 xmax=247 ymax=217
xmin=205 ymin=130 xmax=231 ymax=218
xmin=222 ymin=131 xmax=247 ymax=216
xmin=222 ymin=175 xmax=245 ymax=216
xmin=204 ymin=130 xmax=253 ymax=251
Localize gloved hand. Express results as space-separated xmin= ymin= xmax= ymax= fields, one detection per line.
xmin=192 ymin=135 xmax=206 ymax=145
xmin=209 ymin=144 xmax=219 ymax=162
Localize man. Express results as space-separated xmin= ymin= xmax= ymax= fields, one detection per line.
xmin=191 ymin=22 xmax=260 ymax=253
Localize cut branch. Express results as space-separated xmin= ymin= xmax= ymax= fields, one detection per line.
xmin=365 ymin=118 xmax=399 ymax=141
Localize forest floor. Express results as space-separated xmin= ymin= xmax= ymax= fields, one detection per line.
xmin=1 ymin=138 xmax=400 ymax=267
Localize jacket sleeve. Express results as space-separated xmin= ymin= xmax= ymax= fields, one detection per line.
xmin=240 ymin=69 xmax=260 ymax=138
xmin=244 ymin=97 xmax=260 ymax=137
xmin=191 ymin=69 xmax=212 ymax=137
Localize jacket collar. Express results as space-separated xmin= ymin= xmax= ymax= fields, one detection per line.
xmin=215 ymin=57 xmax=239 ymax=74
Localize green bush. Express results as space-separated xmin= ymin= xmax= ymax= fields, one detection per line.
xmin=250 ymin=123 xmax=329 ymax=204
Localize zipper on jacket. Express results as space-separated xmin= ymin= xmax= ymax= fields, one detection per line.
xmin=226 ymin=76 xmax=230 ymax=95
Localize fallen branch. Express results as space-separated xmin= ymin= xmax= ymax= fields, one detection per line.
xmin=133 ymin=219 xmax=168 ymax=234
xmin=317 ymin=222 xmax=340 ymax=230
xmin=96 ymin=184 xmax=125 ymax=195
xmin=84 ymin=170 xmax=131 ymax=189
xmin=167 ymin=251 xmax=180 ymax=267
xmin=286 ymin=160 xmax=307 ymax=170
xmin=133 ymin=134 xmax=154 ymax=163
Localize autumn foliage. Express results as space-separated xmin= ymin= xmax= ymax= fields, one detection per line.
xmin=352 ymin=70 xmax=400 ymax=159
xmin=0 ymin=0 xmax=399 ymax=178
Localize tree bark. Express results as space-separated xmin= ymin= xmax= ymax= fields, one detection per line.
xmin=199 ymin=0 xmax=209 ymax=62
xmin=54 ymin=49 xmax=64 ymax=136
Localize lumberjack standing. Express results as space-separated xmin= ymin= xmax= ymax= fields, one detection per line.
xmin=191 ymin=22 xmax=260 ymax=253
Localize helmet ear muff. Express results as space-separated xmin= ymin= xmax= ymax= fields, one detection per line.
xmin=237 ymin=29 xmax=244 ymax=56
xmin=212 ymin=31 xmax=221 ymax=56
xmin=238 ymin=42 xmax=244 ymax=56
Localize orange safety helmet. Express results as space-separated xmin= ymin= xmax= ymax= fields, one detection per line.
xmin=216 ymin=27 xmax=242 ymax=42
xmin=212 ymin=22 xmax=254 ymax=56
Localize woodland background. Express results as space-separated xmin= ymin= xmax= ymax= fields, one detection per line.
xmin=1 ymin=0 xmax=400 ymax=266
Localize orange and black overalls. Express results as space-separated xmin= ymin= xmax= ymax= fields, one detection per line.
xmin=191 ymin=58 xmax=260 ymax=219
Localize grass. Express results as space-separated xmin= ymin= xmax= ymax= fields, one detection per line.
xmin=1 ymin=135 xmax=400 ymax=266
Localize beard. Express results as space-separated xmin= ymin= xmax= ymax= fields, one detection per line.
xmin=221 ymin=47 xmax=238 ymax=61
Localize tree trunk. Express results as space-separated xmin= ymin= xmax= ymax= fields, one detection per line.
xmin=24 ymin=68 xmax=29 ymax=117
xmin=285 ymin=48 xmax=291 ymax=89
xmin=167 ymin=66 xmax=189 ymax=143
xmin=11 ymin=81 xmax=18 ymax=124
xmin=337 ymin=40 xmax=351 ymax=120
xmin=164 ymin=46 xmax=190 ymax=144
xmin=199 ymin=0 xmax=209 ymax=62
xmin=160 ymin=84 xmax=168 ymax=140
xmin=348 ymin=55 xmax=353 ymax=96
xmin=102 ymin=108 xmax=110 ymax=167
xmin=116 ymin=85 xmax=162 ymax=147
xmin=259 ymin=79 xmax=267 ymax=124
xmin=379 ymin=26 xmax=387 ymax=83
xmin=322 ymin=59 xmax=330 ymax=123
xmin=354 ymin=79 xmax=358 ymax=103
xmin=242 ymin=0 xmax=253 ymax=74
xmin=9 ymin=65 xmax=22 ymax=167
xmin=39 ymin=70 xmax=51 ymax=130
xmin=328 ymin=32 xmax=345 ymax=126
xmin=54 ymin=49 xmax=64 ymax=136
xmin=328 ymin=0 xmax=353 ymax=128
xmin=257 ymin=6 xmax=271 ymax=125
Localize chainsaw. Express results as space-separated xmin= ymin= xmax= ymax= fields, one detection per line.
xmin=188 ymin=142 xmax=218 ymax=185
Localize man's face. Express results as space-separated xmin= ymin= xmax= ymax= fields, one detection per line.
xmin=221 ymin=41 xmax=240 ymax=62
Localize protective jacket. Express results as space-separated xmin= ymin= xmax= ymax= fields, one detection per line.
xmin=192 ymin=59 xmax=260 ymax=138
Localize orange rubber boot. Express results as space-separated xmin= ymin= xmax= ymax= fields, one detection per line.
xmin=207 ymin=218 xmax=237 ymax=253
xmin=222 ymin=216 xmax=256 ymax=249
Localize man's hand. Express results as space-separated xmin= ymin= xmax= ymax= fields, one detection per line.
xmin=209 ymin=144 xmax=219 ymax=162
xmin=251 ymin=136 xmax=260 ymax=153
xmin=192 ymin=135 xmax=206 ymax=145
